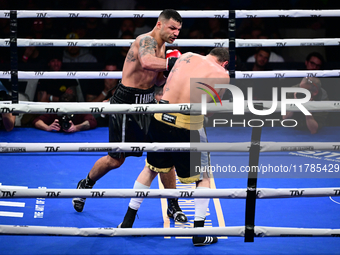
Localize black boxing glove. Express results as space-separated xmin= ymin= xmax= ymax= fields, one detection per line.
xmin=164 ymin=49 xmax=182 ymax=77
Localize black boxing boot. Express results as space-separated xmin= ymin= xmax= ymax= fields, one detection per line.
xmin=167 ymin=198 xmax=188 ymax=223
xmin=192 ymin=220 xmax=218 ymax=246
xmin=118 ymin=207 xmax=137 ymax=228
xmin=72 ymin=175 xmax=95 ymax=212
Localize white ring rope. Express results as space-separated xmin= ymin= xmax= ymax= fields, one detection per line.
xmin=236 ymin=38 xmax=340 ymax=47
xmin=0 ymin=71 xmax=123 ymax=79
xmin=236 ymin=9 xmax=340 ymax=18
xmin=0 ymin=187 xmax=339 ymax=199
xmin=0 ymin=39 xmax=226 ymax=48
xmin=1 ymin=38 xmax=340 ymax=48
xmin=0 ymin=141 xmax=339 ymax=153
xmin=1 ymin=70 xmax=340 ymax=79
xmin=2 ymin=10 xmax=340 ymax=19
xmin=234 ymin=70 xmax=340 ymax=79
xmin=1 ymin=10 xmax=229 ymax=19
xmin=1 ymin=101 xmax=340 ymax=115
xmin=2 ymin=38 xmax=340 ymax=48
xmin=0 ymin=225 xmax=339 ymax=237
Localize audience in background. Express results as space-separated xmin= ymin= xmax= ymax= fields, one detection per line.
xmin=32 ymin=87 xmax=97 ymax=132
xmin=63 ymin=33 xmax=97 ymax=63
xmin=82 ymin=60 xmax=119 ymax=127
xmin=35 ymin=53 xmax=79 ymax=103
xmin=133 ymin=3 xmax=152 ymax=37
xmin=117 ymin=19 xmax=136 ymax=38
xmin=20 ymin=36 xmax=48 ymax=71
xmin=247 ymin=47 xmax=284 ymax=63
xmin=115 ymin=31 xmax=135 ymax=68
xmin=0 ymin=0 xmax=338 ymax=131
xmin=0 ymin=82 xmax=15 ymax=132
xmin=249 ymin=47 xmax=273 ymax=71
xmin=84 ymin=61 xmax=119 ymax=102
xmin=283 ymin=77 xmax=328 ymax=134
xmin=305 ymin=52 xmax=325 ymax=70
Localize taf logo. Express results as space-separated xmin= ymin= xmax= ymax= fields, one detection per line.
xmin=197 ymin=82 xmax=223 ymax=115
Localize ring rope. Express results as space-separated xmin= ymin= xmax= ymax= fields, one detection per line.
xmin=0 ymin=225 xmax=339 ymax=237
xmin=0 ymin=71 xmax=124 ymax=79
xmin=0 ymin=141 xmax=339 ymax=153
xmin=236 ymin=9 xmax=340 ymax=18
xmin=0 ymin=39 xmax=226 ymax=48
xmin=0 ymin=70 xmax=339 ymax=79
xmin=2 ymin=9 xmax=340 ymax=19
xmin=234 ymin=70 xmax=340 ymax=79
xmin=0 ymin=187 xmax=339 ymax=199
xmin=1 ymin=38 xmax=340 ymax=48
xmin=1 ymin=101 xmax=339 ymax=115
xmin=1 ymin=10 xmax=229 ymax=19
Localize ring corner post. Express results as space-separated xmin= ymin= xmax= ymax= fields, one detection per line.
xmin=244 ymin=104 xmax=263 ymax=242
xmin=10 ymin=9 xmax=18 ymax=106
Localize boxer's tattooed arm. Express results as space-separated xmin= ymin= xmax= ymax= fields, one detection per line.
xmin=126 ymin=50 xmax=136 ymax=62
xmin=139 ymin=36 xmax=157 ymax=57
xmin=178 ymin=54 xmax=194 ymax=64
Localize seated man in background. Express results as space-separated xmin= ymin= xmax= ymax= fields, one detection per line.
xmin=84 ymin=61 xmax=119 ymax=102
xmin=283 ymin=77 xmax=328 ymax=134
xmin=249 ymin=47 xmax=272 ymax=71
xmin=83 ymin=60 xmax=119 ymax=126
xmin=305 ymin=52 xmax=324 ymax=71
xmin=32 ymin=87 xmax=97 ymax=132
xmin=35 ymin=53 xmax=79 ymax=102
xmin=62 ymin=33 xmax=97 ymax=63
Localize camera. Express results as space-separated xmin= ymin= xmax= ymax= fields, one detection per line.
xmin=0 ymin=91 xmax=11 ymax=101
xmin=295 ymin=92 xmax=306 ymax=99
xmin=59 ymin=114 xmax=74 ymax=130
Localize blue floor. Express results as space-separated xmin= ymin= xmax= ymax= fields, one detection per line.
xmin=1 ymin=126 xmax=340 ymax=255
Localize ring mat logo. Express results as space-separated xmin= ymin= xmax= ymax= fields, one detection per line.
xmin=289 ymin=150 xmax=340 ymax=162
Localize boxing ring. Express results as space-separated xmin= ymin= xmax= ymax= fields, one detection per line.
xmin=1 ymin=8 xmax=340 ymax=255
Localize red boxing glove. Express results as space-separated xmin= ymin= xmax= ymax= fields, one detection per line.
xmin=165 ymin=49 xmax=182 ymax=71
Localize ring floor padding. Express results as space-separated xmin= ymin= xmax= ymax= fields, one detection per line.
xmin=1 ymin=127 xmax=340 ymax=255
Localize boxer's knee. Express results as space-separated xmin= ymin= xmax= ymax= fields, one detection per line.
xmin=105 ymin=154 xmax=125 ymax=169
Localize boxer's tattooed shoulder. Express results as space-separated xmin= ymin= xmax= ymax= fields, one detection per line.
xmin=179 ymin=54 xmax=194 ymax=64
xmin=139 ymin=36 xmax=157 ymax=57
xmin=126 ymin=50 xmax=136 ymax=62
xmin=167 ymin=68 xmax=178 ymax=83
xmin=171 ymin=68 xmax=178 ymax=73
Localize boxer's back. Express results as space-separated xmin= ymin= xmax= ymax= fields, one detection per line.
xmin=162 ymin=52 xmax=229 ymax=104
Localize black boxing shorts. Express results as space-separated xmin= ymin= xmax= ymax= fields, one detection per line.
xmin=108 ymin=82 xmax=156 ymax=159
xmin=146 ymin=100 xmax=202 ymax=184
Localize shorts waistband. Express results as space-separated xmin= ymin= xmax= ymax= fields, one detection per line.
xmin=112 ymin=82 xmax=155 ymax=104
xmin=154 ymin=112 xmax=204 ymax=130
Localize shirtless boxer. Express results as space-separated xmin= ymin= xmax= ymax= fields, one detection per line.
xmin=72 ymin=9 xmax=187 ymax=223
xmin=119 ymin=48 xmax=230 ymax=246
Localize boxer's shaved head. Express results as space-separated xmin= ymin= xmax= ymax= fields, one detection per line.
xmin=158 ymin=9 xmax=182 ymax=24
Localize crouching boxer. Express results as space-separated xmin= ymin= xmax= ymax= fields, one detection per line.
xmin=119 ymin=48 xmax=230 ymax=246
